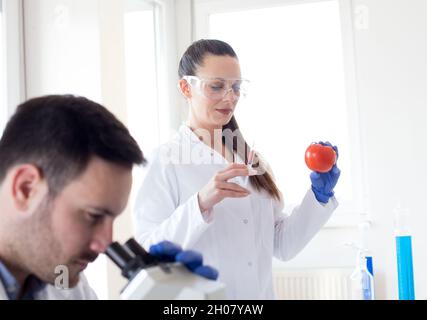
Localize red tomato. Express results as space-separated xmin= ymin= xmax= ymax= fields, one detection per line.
xmin=305 ymin=143 xmax=337 ymax=173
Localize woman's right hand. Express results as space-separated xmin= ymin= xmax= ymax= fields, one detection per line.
xmin=198 ymin=163 xmax=257 ymax=212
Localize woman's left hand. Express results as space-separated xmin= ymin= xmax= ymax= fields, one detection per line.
xmin=310 ymin=142 xmax=341 ymax=204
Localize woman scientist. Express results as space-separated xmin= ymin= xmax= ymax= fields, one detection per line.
xmin=133 ymin=39 xmax=341 ymax=299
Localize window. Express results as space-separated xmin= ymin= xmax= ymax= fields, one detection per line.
xmin=195 ymin=0 xmax=366 ymax=226
xmin=123 ymin=0 xmax=160 ymax=211
xmin=82 ymin=0 xmax=161 ymax=299
xmin=124 ymin=1 xmax=159 ymax=155
xmin=85 ymin=0 xmax=174 ymax=299
xmin=123 ymin=0 xmax=180 ymax=209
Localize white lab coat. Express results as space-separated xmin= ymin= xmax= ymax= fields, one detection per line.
xmin=134 ymin=124 xmax=338 ymax=299
xmin=0 ymin=274 xmax=97 ymax=300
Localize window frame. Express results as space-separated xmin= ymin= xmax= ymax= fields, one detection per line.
xmin=192 ymin=0 xmax=369 ymax=227
xmin=147 ymin=0 xmax=183 ymax=141
xmin=1 ymin=0 xmax=26 ymax=120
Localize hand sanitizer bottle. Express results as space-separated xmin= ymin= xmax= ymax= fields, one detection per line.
xmin=350 ymin=249 xmax=374 ymax=300
xmin=348 ymin=220 xmax=375 ymax=300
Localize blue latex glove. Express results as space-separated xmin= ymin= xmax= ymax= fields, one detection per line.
xmin=310 ymin=141 xmax=341 ymax=204
xmin=149 ymin=241 xmax=219 ymax=280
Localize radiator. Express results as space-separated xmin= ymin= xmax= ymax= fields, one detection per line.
xmin=273 ymin=267 xmax=354 ymax=300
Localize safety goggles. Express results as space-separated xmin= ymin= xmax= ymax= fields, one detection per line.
xmin=182 ymin=75 xmax=250 ymax=100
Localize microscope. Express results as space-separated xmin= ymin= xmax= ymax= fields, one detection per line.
xmin=105 ymin=238 xmax=226 ymax=300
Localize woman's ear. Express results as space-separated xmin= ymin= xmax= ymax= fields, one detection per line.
xmin=10 ymin=164 xmax=47 ymax=212
xmin=179 ymin=79 xmax=192 ymax=99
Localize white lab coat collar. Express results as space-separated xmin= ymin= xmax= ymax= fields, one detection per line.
xmin=177 ymin=124 xmax=245 ymax=165
xmin=178 ymin=124 xmax=203 ymax=144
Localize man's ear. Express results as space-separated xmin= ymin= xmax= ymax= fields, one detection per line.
xmin=178 ymin=79 xmax=192 ymax=99
xmin=10 ymin=164 xmax=47 ymax=212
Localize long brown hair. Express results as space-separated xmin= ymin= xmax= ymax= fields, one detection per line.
xmin=223 ymin=117 xmax=281 ymax=201
xmin=179 ymin=39 xmax=281 ymax=201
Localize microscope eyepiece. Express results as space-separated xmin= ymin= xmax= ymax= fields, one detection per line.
xmin=105 ymin=238 xmax=159 ymax=280
xmin=105 ymin=242 xmax=133 ymax=270
xmin=124 ymin=238 xmax=158 ymax=266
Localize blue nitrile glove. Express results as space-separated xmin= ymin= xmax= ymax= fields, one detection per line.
xmin=310 ymin=141 xmax=341 ymax=204
xmin=149 ymin=241 xmax=219 ymax=280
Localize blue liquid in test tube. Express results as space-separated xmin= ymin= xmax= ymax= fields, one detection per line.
xmin=394 ymin=205 xmax=415 ymax=300
xmin=395 ymin=235 xmax=415 ymax=300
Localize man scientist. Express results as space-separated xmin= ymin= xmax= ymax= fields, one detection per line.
xmin=0 ymin=95 xmax=217 ymax=300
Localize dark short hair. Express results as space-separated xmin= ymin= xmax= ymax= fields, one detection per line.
xmin=178 ymin=39 xmax=238 ymax=78
xmin=0 ymin=95 xmax=145 ymax=195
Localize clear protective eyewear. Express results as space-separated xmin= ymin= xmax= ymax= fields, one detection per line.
xmin=182 ymin=75 xmax=250 ymax=100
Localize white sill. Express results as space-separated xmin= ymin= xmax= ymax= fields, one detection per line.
xmin=323 ymin=211 xmax=371 ymax=229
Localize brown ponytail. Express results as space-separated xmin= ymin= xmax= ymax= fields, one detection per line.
xmin=223 ymin=116 xmax=281 ymax=201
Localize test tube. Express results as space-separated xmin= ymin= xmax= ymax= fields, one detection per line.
xmin=394 ymin=205 xmax=415 ymax=300
xmin=244 ymin=141 xmax=256 ymax=185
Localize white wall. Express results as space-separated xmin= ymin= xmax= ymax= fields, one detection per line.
xmin=354 ymin=0 xmax=427 ymax=299
xmin=24 ymin=0 xmax=102 ymax=100
xmin=276 ymin=0 xmax=427 ymax=299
